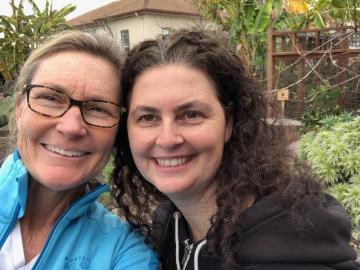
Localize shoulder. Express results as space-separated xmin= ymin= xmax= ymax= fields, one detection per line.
xmin=153 ymin=200 xmax=176 ymax=225
xmin=86 ymin=202 xmax=129 ymax=233
xmin=290 ymin=192 xmax=352 ymax=237
xmin=235 ymin=191 xmax=358 ymax=267
xmin=238 ymin=191 xmax=352 ymax=239
xmin=81 ymin=202 xmax=158 ymax=269
xmin=151 ymin=200 xmax=177 ymax=251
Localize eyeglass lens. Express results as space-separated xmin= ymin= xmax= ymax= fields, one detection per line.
xmin=27 ymin=85 xmax=121 ymax=128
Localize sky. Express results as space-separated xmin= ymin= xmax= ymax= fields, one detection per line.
xmin=0 ymin=0 xmax=115 ymax=20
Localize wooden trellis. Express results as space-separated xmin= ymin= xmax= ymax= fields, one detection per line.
xmin=266 ymin=26 xmax=360 ymax=118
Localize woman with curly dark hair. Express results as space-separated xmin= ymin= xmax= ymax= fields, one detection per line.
xmin=111 ymin=29 xmax=359 ymax=270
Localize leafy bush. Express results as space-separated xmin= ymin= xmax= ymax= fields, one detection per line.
xmin=97 ymin=157 xmax=115 ymax=210
xmin=0 ymin=115 xmax=7 ymax=128
xmin=301 ymin=84 xmax=343 ymax=133
xmin=298 ymin=116 xmax=360 ymax=238
xmin=0 ymin=96 xmax=13 ymax=128
xmin=3 ymin=80 xmax=15 ymax=97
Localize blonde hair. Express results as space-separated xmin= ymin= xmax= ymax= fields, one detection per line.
xmin=7 ymin=30 xmax=124 ymax=154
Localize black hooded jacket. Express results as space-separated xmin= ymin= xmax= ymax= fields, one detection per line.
xmin=152 ymin=192 xmax=360 ymax=270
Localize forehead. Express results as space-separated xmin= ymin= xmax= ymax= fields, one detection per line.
xmin=130 ymin=64 xmax=219 ymax=106
xmin=32 ymin=51 xmax=120 ymax=101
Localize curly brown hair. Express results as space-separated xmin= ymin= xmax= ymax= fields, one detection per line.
xmin=111 ymin=29 xmax=320 ymax=267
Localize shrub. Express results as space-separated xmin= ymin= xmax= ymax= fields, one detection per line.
xmin=97 ymin=157 xmax=115 ymax=210
xmin=0 ymin=96 xmax=13 ymax=128
xmin=0 ymin=115 xmax=7 ymax=128
xmin=298 ymin=116 xmax=360 ymax=238
xmin=300 ymin=84 xmax=343 ymax=133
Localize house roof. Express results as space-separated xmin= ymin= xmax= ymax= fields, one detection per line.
xmin=67 ymin=0 xmax=199 ymax=27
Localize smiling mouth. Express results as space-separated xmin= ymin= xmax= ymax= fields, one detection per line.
xmin=155 ymin=156 xmax=192 ymax=167
xmin=42 ymin=144 xmax=89 ymax=157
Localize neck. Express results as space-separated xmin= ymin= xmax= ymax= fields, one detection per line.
xmin=21 ymin=178 xmax=86 ymax=230
xmin=20 ymin=177 xmax=86 ymax=263
xmin=170 ymin=185 xmax=257 ymax=243
xmin=171 ymin=184 xmax=217 ymax=242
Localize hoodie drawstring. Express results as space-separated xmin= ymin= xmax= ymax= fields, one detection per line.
xmin=194 ymin=239 xmax=207 ymax=270
xmin=173 ymin=212 xmax=207 ymax=270
xmin=174 ymin=212 xmax=181 ymax=270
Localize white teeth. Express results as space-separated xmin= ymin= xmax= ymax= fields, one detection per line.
xmin=44 ymin=145 xmax=87 ymax=157
xmin=156 ymin=157 xmax=189 ymax=167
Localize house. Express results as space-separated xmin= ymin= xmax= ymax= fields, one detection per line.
xmin=67 ymin=0 xmax=200 ymax=52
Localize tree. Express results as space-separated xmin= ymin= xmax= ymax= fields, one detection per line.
xmin=0 ymin=0 xmax=76 ymax=81
xmin=193 ymin=0 xmax=274 ymax=75
xmin=192 ymin=0 xmax=359 ymax=75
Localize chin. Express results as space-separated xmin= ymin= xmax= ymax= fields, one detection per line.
xmin=156 ymin=183 xmax=191 ymax=197
xmin=35 ymin=172 xmax=90 ymax=192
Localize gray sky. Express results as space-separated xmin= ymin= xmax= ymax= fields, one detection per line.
xmin=1 ymin=0 xmax=115 ymax=20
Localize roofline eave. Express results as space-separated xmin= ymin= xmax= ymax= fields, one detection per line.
xmin=68 ymin=9 xmax=200 ymax=27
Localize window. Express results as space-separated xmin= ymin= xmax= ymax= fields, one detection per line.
xmin=121 ymin=30 xmax=130 ymax=53
xmin=162 ymin=27 xmax=170 ymax=37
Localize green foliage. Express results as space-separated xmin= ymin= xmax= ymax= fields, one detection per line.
xmin=299 ymin=116 xmax=360 ymax=237
xmin=101 ymin=158 xmax=114 ymax=184
xmin=326 ymin=0 xmax=360 ymax=26
xmin=192 ymin=0 xmax=275 ymax=74
xmin=0 ymin=96 xmax=13 ymax=128
xmin=97 ymin=157 xmax=115 ymax=210
xmin=300 ymin=84 xmax=345 ymax=133
xmin=0 ymin=0 xmax=76 ymax=81
xmin=192 ymin=0 xmax=358 ymax=75
xmin=0 ymin=114 xmax=8 ymax=128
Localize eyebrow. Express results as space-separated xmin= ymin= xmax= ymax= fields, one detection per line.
xmin=174 ymin=100 xmax=211 ymax=113
xmin=130 ymin=106 xmax=159 ymax=118
xmin=32 ymin=83 xmax=118 ymax=104
xmin=130 ymin=100 xmax=212 ymax=117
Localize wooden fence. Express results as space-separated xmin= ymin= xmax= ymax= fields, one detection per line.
xmin=266 ymin=26 xmax=360 ymax=119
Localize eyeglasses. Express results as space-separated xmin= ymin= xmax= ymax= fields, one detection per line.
xmin=24 ymin=84 xmax=125 ymax=128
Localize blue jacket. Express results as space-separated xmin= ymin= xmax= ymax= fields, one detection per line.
xmin=0 ymin=151 xmax=158 ymax=269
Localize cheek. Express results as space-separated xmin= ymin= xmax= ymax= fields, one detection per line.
xmin=16 ymin=111 xmax=36 ymax=151
xmin=193 ymin=125 xmax=225 ymax=147
xmin=96 ymin=130 xmax=117 ymax=156
xmin=16 ymin=127 xmax=26 ymax=155
xmin=127 ymin=124 xmax=145 ymax=154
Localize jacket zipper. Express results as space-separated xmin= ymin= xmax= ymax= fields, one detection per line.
xmin=31 ymin=184 xmax=107 ymax=269
xmin=0 ymin=204 xmax=21 ymax=249
xmin=182 ymin=239 xmax=193 ymax=270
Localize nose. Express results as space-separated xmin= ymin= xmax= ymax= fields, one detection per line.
xmin=156 ymin=121 xmax=184 ymax=149
xmin=56 ymin=106 xmax=87 ymax=137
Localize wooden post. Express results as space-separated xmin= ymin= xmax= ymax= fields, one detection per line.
xmin=315 ymin=30 xmax=320 ymax=48
xmin=266 ymin=28 xmax=275 ymax=117
xmin=290 ymin=33 xmax=297 ymax=52
xmin=277 ymin=88 xmax=289 ymax=117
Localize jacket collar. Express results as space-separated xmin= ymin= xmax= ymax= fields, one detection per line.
xmin=0 ymin=150 xmax=28 ymax=221
xmin=0 ymin=150 xmax=107 ymax=222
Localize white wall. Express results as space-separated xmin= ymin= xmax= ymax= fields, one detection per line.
xmin=83 ymin=13 xmax=199 ymax=49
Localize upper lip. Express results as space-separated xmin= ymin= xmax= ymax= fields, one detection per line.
xmin=42 ymin=143 xmax=90 ymax=154
xmin=153 ymin=155 xmax=193 ymax=159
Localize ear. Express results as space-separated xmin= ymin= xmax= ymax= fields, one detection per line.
xmin=225 ymin=116 xmax=233 ymax=143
